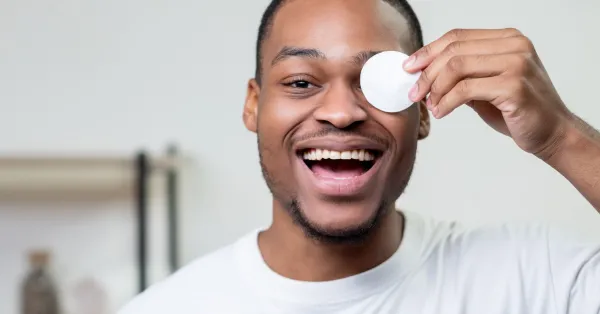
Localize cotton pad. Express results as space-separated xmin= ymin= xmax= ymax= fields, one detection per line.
xmin=360 ymin=51 xmax=421 ymax=113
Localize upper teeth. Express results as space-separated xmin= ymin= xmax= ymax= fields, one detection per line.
xmin=303 ymin=149 xmax=375 ymax=161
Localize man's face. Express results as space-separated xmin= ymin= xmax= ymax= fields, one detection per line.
xmin=244 ymin=0 xmax=427 ymax=240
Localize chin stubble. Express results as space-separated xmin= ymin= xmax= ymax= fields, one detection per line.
xmin=285 ymin=198 xmax=390 ymax=245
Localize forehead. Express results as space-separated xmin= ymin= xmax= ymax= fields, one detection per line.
xmin=265 ymin=0 xmax=413 ymax=62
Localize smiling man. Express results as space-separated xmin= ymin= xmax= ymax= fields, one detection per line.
xmin=119 ymin=0 xmax=600 ymax=313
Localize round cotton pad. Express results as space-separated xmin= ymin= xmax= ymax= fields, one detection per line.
xmin=360 ymin=51 xmax=421 ymax=113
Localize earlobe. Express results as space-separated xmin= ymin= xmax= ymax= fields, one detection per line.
xmin=417 ymin=100 xmax=430 ymax=140
xmin=243 ymin=79 xmax=260 ymax=133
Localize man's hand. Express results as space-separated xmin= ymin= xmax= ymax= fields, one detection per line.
xmin=403 ymin=28 xmax=572 ymax=159
xmin=403 ymin=28 xmax=600 ymax=212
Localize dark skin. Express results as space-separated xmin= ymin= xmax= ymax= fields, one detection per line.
xmin=244 ymin=0 xmax=600 ymax=282
xmin=244 ymin=0 xmax=427 ymax=281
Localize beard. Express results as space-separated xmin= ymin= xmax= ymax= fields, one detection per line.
xmin=285 ymin=197 xmax=391 ymax=245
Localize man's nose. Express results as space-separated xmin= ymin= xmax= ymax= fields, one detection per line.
xmin=312 ymin=84 xmax=368 ymax=129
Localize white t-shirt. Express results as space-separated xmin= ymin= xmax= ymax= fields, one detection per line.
xmin=118 ymin=211 xmax=600 ymax=314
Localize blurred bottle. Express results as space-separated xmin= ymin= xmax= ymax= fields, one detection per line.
xmin=21 ymin=250 xmax=60 ymax=314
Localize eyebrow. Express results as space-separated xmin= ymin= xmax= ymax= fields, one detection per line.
xmin=271 ymin=46 xmax=326 ymax=66
xmin=349 ymin=50 xmax=382 ymax=67
xmin=270 ymin=46 xmax=383 ymax=67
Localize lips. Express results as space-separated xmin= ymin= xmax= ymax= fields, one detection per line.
xmin=294 ymin=137 xmax=386 ymax=197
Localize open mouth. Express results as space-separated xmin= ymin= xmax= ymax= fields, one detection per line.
xmin=299 ymin=149 xmax=382 ymax=179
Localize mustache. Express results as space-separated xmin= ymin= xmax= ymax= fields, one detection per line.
xmin=292 ymin=125 xmax=388 ymax=147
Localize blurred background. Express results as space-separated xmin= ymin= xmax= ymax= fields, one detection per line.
xmin=1 ymin=0 xmax=599 ymax=313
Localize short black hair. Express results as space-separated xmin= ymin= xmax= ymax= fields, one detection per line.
xmin=254 ymin=0 xmax=424 ymax=84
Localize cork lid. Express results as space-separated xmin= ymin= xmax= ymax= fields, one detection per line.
xmin=28 ymin=250 xmax=51 ymax=267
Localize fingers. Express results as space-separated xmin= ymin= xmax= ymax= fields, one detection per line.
xmin=426 ymin=53 xmax=528 ymax=106
xmin=402 ymin=28 xmax=538 ymax=120
xmin=409 ymin=36 xmax=535 ymax=102
xmin=432 ymin=76 xmax=523 ymax=119
xmin=403 ymin=28 xmax=523 ymax=72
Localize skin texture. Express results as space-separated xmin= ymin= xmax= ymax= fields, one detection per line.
xmin=243 ymin=0 xmax=428 ymax=281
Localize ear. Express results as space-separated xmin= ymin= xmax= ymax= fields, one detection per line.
xmin=243 ymin=79 xmax=260 ymax=133
xmin=417 ymin=100 xmax=430 ymax=140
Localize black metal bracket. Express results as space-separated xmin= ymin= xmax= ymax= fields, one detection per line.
xmin=135 ymin=152 xmax=149 ymax=293
xmin=166 ymin=145 xmax=179 ymax=272
xmin=134 ymin=146 xmax=180 ymax=293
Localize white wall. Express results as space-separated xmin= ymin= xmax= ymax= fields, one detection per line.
xmin=1 ymin=0 xmax=599 ymax=313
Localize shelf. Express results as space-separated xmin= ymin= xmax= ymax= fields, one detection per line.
xmin=0 ymin=147 xmax=183 ymax=292
xmin=0 ymin=154 xmax=178 ymax=201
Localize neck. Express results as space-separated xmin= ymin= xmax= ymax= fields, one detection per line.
xmin=258 ymin=200 xmax=404 ymax=282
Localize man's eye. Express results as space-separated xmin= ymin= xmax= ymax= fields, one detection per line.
xmin=284 ymin=80 xmax=313 ymax=89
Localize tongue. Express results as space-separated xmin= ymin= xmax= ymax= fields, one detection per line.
xmin=311 ymin=160 xmax=366 ymax=179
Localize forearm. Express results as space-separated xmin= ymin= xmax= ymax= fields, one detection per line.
xmin=542 ymin=115 xmax=600 ymax=212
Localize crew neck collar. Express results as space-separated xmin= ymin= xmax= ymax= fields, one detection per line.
xmin=235 ymin=211 xmax=426 ymax=305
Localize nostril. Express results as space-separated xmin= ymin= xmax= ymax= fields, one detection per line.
xmin=313 ymin=100 xmax=368 ymax=129
xmin=315 ymin=119 xmax=366 ymax=132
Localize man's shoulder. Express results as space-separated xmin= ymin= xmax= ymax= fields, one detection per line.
xmin=419 ymin=212 xmax=600 ymax=311
xmin=409 ymin=210 xmax=549 ymax=244
xmin=443 ymin=216 xmax=596 ymax=254
xmin=418 ymin=212 xmax=598 ymax=274
xmin=117 ymin=230 xmax=258 ymax=314
xmin=410 ymin=211 xmax=556 ymax=260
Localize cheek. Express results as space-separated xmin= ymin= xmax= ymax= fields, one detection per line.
xmin=378 ymin=107 xmax=421 ymax=148
xmin=262 ymin=94 xmax=314 ymax=127
xmin=258 ymin=93 xmax=316 ymax=144
xmin=377 ymin=108 xmax=420 ymax=177
xmin=257 ymin=95 xmax=313 ymax=168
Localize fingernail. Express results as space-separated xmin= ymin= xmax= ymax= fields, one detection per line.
xmin=426 ymin=97 xmax=432 ymax=108
xmin=409 ymin=84 xmax=419 ymax=101
xmin=431 ymin=106 xmax=439 ymax=118
xmin=403 ymin=55 xmax=416 ymax=69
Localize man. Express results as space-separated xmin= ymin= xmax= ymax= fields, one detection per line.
xmin=120 ymin=0 xmax=600 ymax=313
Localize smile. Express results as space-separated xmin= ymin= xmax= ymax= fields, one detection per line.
xmin=295 ymin=143 xmax=384 ymax=197
xmin=302 ymin=148 xmax=379 ymax=178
